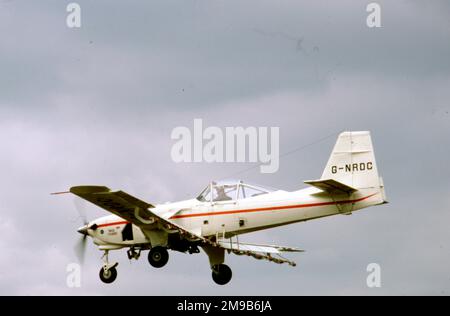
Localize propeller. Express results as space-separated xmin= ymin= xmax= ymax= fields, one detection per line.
xmin=73 ymin=196 xmax=88 ymax=225
xmin=51 ymin=191 xmax=95 ymax=264
xmin=73 ymin=196 xmax=89 ymax=264
xmin=74 ymin=229 xmax=88 ymax=264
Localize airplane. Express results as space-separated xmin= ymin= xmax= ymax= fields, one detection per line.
xmin=54 ymin=131 xmax=387 ymax=285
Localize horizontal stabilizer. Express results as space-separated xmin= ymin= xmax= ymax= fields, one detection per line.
xmin=304 ymin=179 xmax=357 ymax=194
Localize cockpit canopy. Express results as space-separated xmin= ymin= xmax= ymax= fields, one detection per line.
xmin=197 ymin=180 xmax=274 ymax=202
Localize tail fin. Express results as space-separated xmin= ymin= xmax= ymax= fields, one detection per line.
xmin=322 ymin=131 xmax=382 ymax=191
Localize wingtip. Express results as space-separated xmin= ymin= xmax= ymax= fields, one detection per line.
xmin=70 ymin=185 xmax=110 ymax=195
xmin=50 ymin=191 xmax=71 ymax=195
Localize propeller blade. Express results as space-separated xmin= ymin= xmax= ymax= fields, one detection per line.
xmin=73 ymin=196 xmax=88 ymax=225
xmin=74 ymin=235 xmax=87 ymax=264
xmin=69 ymin=197 xmax=90 ymax=264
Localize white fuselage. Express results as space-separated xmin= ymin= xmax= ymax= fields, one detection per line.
xmin=88 ymin=186 xmax=383 ymax=248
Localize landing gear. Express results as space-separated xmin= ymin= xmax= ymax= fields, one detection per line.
xmin=211 ymin=264 xmax=232 ymax=285
xmin=99 ymin=250 xmax=119 ymax=284
xmin=148 ymin=246 xmax=169 ymax=268
xmin=99 ymin=266 xmax=117 ymax=284
xmin=201 ymin=245 xmax=231 ymax=285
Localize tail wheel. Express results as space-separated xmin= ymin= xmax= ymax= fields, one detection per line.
xmin=99 ymin=266 xmax=117 ymax=284
xmin=148 ymin=246 xmax=169 ymax=268
xmin=211 ymin=264 xmax=232 ymax=285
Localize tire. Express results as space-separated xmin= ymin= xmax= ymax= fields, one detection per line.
xmin=211 ymin=264 xmax=232 ymax=285
xmin=148 ymin=246 xmax=169 ymax=268
xmin=99 ymin=266 xmax=117 ymax=284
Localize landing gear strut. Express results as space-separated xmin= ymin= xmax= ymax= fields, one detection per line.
xmin=148 ymin=246 xmax=169 ymax=268
xmin=99 ymin=250 xmax=118 ymax=284
xmin=211 ymin=264 xmax=232 ymax=285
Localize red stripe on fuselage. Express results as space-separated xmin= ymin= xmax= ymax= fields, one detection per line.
xmin=169 ymin=193 xmax=378 ymax=219
xmin=93 ymin=193 xmax=378 ymax=227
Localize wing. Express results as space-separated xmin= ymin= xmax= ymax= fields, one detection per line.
xmin=70 ymin=186 xmax=205 ymax=242
xmin=217 ymin=240 xmax=303 ymax=267
xmin=304 ymin=178 xmax=357 ymax=194
xmin=70 ymin=186 xmax=302 ymax=267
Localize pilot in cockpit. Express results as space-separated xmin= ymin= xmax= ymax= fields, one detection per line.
xmin=214 ymin=186 xmax=232 ymax=201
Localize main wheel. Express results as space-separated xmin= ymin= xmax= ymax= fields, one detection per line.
xmin=211 ymin=264 xmax=232 ymax=285
xmin=99 ymin=266 xmax=117 ymax=284
xmin=148 ymin=246 xmax=169 ymax=268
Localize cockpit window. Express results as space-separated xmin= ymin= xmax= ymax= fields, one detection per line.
xmin=197 ymin=185 xmax=211 ymax=202
xmin=238 ymin=184 xmax=270 ymax=199
xmin=197 ymin=180 xmax=274 ymax=202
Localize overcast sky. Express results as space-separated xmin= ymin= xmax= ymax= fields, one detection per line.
xmin=1 ymin=0 xmax=449 ymax=295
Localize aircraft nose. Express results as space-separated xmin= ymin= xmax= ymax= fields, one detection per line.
xmin=77 ymin=225 xmax=89 ymax=236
